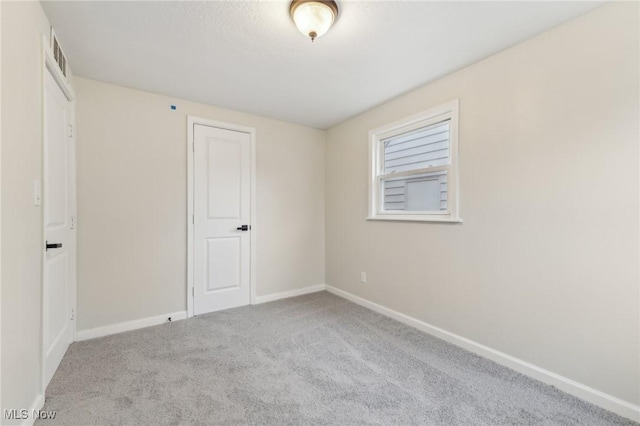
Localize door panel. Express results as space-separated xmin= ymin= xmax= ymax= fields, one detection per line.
xmin=44 ymin=69 xmax=75 ymax=388
xmin=194 ymin=124 xmax=251 ymax=315
xmin=46 ymin=107 xmax=68 ymax=227
xmin=207 ymin=138 xmax=242 ymax=219
xmin=46 ymin=252 xmax=68 ymax=350
xmin=206 ymin=237 xmax=241 ymax=292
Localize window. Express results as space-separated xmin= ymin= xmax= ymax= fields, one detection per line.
xmin=368 ymin=100 xmax=460 ymax=222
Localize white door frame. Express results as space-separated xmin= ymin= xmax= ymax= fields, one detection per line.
xmin=186 ymin=116 xmax=257 ymax=318
xmin=41 ymin=34 xmax=76 ymax=393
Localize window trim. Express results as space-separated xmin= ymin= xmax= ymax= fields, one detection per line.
xmin=367 ymin=99 xmax=461 ymax=223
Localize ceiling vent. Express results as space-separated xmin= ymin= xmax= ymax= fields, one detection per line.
xmin=50 ymin=28 xmax=67 ymax=79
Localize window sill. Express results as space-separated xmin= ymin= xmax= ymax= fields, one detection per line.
xmin=366 ymin=215 xmax=463 ymax=223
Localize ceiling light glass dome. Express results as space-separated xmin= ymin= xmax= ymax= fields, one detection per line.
xmin=290 ymin=1 xmax=338 ymax=42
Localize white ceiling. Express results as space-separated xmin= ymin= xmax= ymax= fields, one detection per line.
xmin=41 ymin=1 xmax=603 ymax=129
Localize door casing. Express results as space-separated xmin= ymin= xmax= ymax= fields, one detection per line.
xmin=187 ymin=116 xmax=257 ymax=318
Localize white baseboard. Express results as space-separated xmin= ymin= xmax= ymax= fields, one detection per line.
xmin=325 ymin=285 xmax=640 ymax=422
xmin=75 ymin=311 xmax=187 ymax=342
xmin=253 ymin=284 xmax=326 ymax=304
xmin=16 ymin=393 xmax=44 ymax=426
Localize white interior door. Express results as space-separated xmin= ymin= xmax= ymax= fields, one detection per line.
xmin=43 ymin=69 xmax=76 ymax=387
xmin=193 ymin=124 xmax=252 ymax=315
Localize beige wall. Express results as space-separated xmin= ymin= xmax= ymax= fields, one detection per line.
xmin=1 ymin=0 xmax=55 ymax=420
xmin=74 ymin=78 xmax=325 ymax=331
xmin=325 ymin=2 xmax=639 ymax=406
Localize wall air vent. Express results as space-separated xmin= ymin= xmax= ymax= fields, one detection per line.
xmin=50 ymin=28 xmax=67 ymax=78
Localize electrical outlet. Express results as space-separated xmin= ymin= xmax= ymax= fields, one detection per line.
xmin=360 ymin=271 xmax=367 ymax=283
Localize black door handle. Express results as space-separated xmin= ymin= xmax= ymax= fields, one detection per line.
xmin=46 ymin=241 xmax=62 ymax=251
xmin=236 ymin=225 xmax=250 ymax=231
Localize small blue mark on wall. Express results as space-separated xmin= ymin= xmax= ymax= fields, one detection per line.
xmin=171 ymin=105 xmax=177 ymax=110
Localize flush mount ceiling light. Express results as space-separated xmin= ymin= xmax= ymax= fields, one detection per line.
xmin=290 ymin=0 xmax=338 ymax=42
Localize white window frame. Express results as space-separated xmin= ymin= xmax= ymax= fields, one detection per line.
xmin=367 ymin=99 xmax=461 ymax=223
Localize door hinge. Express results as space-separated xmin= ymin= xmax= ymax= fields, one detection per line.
xmin=70 ymin=308 xmax=75 ymax=320
xmin=192 ymin=214 xmax=195 ymax=225
xmin=70 ymin=215 xmax=76 ymax=229
xmin=192 ymin=142 xmax=195 ymax=152
xmin=67 ymin=124 xmax=74 ymax=138
xmin=192 ymin=287 xmax=194 ymax=297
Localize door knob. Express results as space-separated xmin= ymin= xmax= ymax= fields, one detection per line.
xmin=236 ymin=225 xmax=249 ymax=231
xmin=46 ymin=241 xmax=63 ymax=251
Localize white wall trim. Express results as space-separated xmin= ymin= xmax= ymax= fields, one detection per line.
xmin=186 ymin=116 xmax=257 ymax=317
xmin=325 ymin=285 xmax=640 ymax=422
xmin=17 ymin=393 xmax=44 ymax=426
xmin=75 ymin=311 xmax=187 ymax=342
xmin=253 ymin=284 xmax=326 ymax=305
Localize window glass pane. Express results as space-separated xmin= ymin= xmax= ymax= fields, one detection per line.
xmin=383 ymin=171 xmax=447 ymax=212
xmin=382 ymin=120 xmax=450 ymax=174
